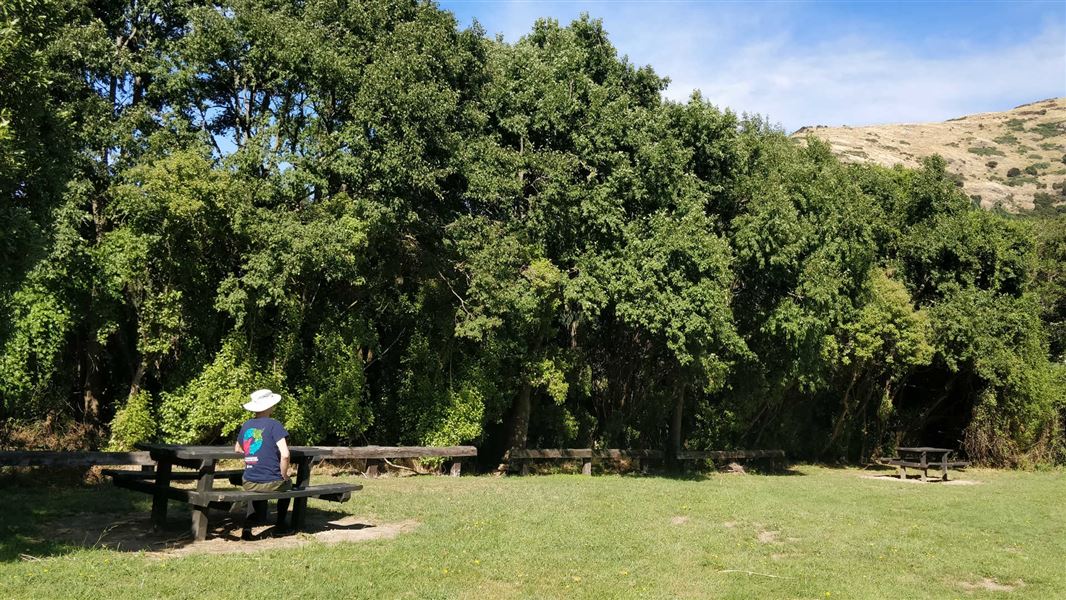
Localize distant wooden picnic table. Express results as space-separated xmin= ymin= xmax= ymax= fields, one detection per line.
xmin=105 ymin=444 xmax=360 ymax=541
xmin=883 ymin=447 xmax=969 ymax=481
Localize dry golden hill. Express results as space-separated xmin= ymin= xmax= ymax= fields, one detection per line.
xmin=792 ymin=97 xmax=1066 ymax=212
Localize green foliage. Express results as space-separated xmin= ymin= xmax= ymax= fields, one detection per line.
xmin=967 ymin=145 xmax=1004 ymax=157
xmin=106 ymin=390 xmax=157 ymax=450
xmin=0 ymin=1 xmax=1061 ymax=466
xmin=158 ymin=340 xmax=288 ymax=444
xmin=1030 ymin=121 xmax=1064 ymax=139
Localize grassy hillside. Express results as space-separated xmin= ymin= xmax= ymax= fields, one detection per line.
xmin=794 ymin=97 xmax=1066 ymax=213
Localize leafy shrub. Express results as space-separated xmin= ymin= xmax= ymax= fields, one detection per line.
xmin=986 ymin=161 xmax=998 ymax=169
xmin=1007 ymin=167 xmax=1022 ymax=178
xmin=1005 ymin=118 xmax=1025 ymax=131
xmin=107 ymin=390 xmax=158 ymax=450
xmin=993 ymin=134 xmax=1018 ymax=145
xmin=968 ymin=146 xmax=1004 ymax=157
xmin=294 ymin=329 xmax=373 ymax=444
xmin=1030 ymin=121 xmax=1064 ymax=139
xmin=158 ymin=339 xmax=291 ymax=444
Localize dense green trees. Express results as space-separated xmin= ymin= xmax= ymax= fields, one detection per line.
xmin=1 ymin=1 xmax=1062 ymax=465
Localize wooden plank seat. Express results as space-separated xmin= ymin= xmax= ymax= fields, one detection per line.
xmin=315 ymin=445 xmax=478 ymax=477
xmin=0 ymin=451 xmax=154 ymax=467
xmin=676 ymin=449 xmax=786 ymax=460
xmin=109 ymin=473 xmax=360 ymax=536
xmin=507 ymin=449 xmax=665 ymax=475
xmin=102 ymin=468 xmax=245 ymax=482
xmin=677 ymin=449 xmax=787 ymax=472
xmin=881 ymin=459 xmax=970 ymax=469
xmin=194 ymin=482 xmax=360 ymax=504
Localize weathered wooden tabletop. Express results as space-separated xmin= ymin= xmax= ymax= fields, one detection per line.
xmin=135 ymin=443 xmax=331 ymax=460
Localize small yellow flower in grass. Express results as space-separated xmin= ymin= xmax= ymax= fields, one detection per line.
xmin=473 ymin=560 xmax=480 ymax=565
xmin=825 ymin=593 xmax=831 ymax=598
xmin=441 ymin=568 xmax=449 ymax=575
xmin=620 ymin=570 xmax=629 ymax=576
xmin=572 ymin=576 xmax=582 ymax=582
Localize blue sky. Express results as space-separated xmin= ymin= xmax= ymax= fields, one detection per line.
xmin=438 ymin=1 xmax=1066 ymax=132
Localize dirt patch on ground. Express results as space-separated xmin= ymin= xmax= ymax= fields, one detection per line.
xmin=670 ymin=516 xmax=689 ymax=525
xmin=860 ymin=474 xmax=981 ymax=486
xmin=957 ymin=577 xmax=1024 ymax=592
xmin=47 ymin=510 xmax=419 ymax=557
xmin=757 ymin=530 xmax=780 ymax=544
xmin=721 ymin=521 xmax=737 ymax=528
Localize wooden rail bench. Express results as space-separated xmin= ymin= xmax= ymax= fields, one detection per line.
xmin=0 ymin=450 xmax=154 ymax=468
xmin=677 ymin=449 xmax=786 ymax=471
xmin=315 ymin=445 xmax=477 ymax=477
xmin=507 ymin=449 xmax=664 ymax=475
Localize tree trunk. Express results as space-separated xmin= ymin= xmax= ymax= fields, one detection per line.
xmin=82 ymin=335 xmax=104 ymax=423
xmin=127 ymin=360 xmax=148 ymax=401
xmin=507 ymin=381 xmax=533 ymax=451
xmin=669 ymin=382 xmax=686 ymax=468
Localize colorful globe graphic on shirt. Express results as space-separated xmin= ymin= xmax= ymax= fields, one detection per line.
xmin=242 ymin=428 xmax=264 ymax=455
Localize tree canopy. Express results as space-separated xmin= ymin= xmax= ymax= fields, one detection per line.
xmin=1 ymin=1 xmax=1062 ymax=466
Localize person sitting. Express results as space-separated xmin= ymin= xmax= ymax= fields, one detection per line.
xmin=235 ymin=388 xmax=292 ymax=537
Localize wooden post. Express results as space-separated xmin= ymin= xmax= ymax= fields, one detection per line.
xmin=190 ymin=459 xmax=216 ymax=541
xmin=520 ymin=461 xmax=529 ymax=476
xmin=449 ymin=460 xmax=462 ymax=477
xmin=366 ymin=460 xmax=379 ymax=478
xmin=582 ymin=459 xmax=592 ymax=476
xmin=151 ymin=460 xmax=173 ymax=528
xmin=292 ymin=458 xmax=312 ymax=531
xmin=898 ymin=465 xmax=906 ymax=480
xmin=941 ymin=452 xmax=949 ymax=482
xmin=920 ymin=451 xmax=928 ymax=481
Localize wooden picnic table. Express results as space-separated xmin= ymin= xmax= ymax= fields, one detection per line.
xmin=886 ymin=447 xmax=968 ymax=481
xmin=108 ymin=443 xmax=359 ymax=541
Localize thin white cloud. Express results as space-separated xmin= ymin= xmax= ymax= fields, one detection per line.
xmin=448 ymin=2 xmax=1066 ymax=131
xmin=659 ymin=22 xmax=1066 ymax=131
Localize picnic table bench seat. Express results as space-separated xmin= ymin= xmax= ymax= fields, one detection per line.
xmin=879 ymin=447 xmax=969 ymax=481
xmin=881 ymin=459 xmax=970 ymax=469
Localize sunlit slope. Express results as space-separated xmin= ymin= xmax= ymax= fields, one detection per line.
xmin=793 ymin=98 xmax=1066 ymax=212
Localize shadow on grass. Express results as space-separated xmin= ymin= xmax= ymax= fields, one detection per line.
xmin=0 ymin=473 xmax=365 ymax=561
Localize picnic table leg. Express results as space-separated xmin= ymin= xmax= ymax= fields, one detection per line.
xmin=292 ymin=458 xmax=312 ymax=531
xmin=191 ymin=460 xmax=216 ymax=542
xmin=151 ymin=460 xmax=173 ymax=528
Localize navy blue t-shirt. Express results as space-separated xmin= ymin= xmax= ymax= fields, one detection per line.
xmin=237 ymin=417 xmax=288 ymax=483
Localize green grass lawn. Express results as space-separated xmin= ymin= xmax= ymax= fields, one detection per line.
xmin=1 ymin=465 xmax=1063 ymax=599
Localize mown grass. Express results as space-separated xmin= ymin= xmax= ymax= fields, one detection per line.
xmin=0 ymin=465 xmax=1063 ymax=599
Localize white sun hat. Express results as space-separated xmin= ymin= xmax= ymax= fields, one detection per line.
xmin=243 ymin=388 xmax=282 ymax=412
